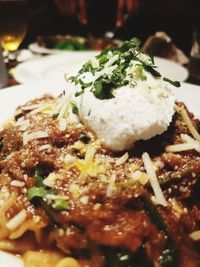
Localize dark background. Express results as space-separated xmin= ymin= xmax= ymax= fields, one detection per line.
xmin=23 ymin=0 xmax=200 ymax=55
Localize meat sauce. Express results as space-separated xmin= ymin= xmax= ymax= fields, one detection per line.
xmin=0 ymin=97 xmax=200 ymax=267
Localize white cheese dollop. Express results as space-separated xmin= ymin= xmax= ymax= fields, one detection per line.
xmin=68 ymin=48 xmax=176 ymax=151
xmin=77 ymin=77 xmax=175 ymax=151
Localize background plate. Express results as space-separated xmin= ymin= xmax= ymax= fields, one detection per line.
xmin=13 ymin=52 xmax=188 ymax=84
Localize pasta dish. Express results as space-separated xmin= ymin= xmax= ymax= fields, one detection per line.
xmin=0 ymin=38 xmax=200 ymax=267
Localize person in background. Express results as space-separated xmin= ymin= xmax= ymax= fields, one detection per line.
xmin=24 ymin=0 xmax=198 ymax=56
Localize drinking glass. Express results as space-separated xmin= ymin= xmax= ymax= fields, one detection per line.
xmin=0 ymin=0 xmax=28 ymax=62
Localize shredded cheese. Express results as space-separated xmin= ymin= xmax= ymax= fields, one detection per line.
xmin=57 ymin=92 xmax=71 ymax=131
xmin=79 ymin=195 xmax=89 ymax=205
xmin=23 ymin=131 xmax=48 ymax=145
xmin=106 ymin=173 xmax=116 ymax=197
xmin=177 ymin=106 xmax=200 ymax=142
xmin=10 ymin=180 xmax=25 ymax=187
xmin=115 ymin=152 xmax=129 ymax=166
xmin=131 ymin=170 xmax=149 ymax=185
xmin=58 ymin=118 xmax=68 ymax=132
xmin=166 ymin=143 xmax=199 ymax=153
xmin=43 ymin=172 xmax=64 ymax=188
xmin=45 ymin=194 xmax=67 ymax=200
xmin=6 ymin=209 xmax=27 ymax=231
xmin=142 ymin=152 xmax=167 ymax=207
xmin=181 ymin=134 xmax=200 ymax=152
xmin=38 ymin=144 xmax=52 ymax=151
xmin=22 ymin=103 xmax=43 ymax=111
xmin=166 ymin=133 xmax=200 ymax=153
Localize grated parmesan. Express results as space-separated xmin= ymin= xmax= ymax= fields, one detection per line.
xmin=176 ymin=106 xmax=200 ymax=142
xmin=106 ymin=173 xmax=116 ymax=197
xmin=79 ymin=195 xmax=89 ymax=205
xmin=38 ymin=144 xmax=52 ymax=151
xmin=115 ymin=152 xmax=129 ymax=166
xmin=23 ymin=131 xmax=49 ymax=145
xmin=10 ymin=180 xmax=25 ymax=187
xmin=142 ymin=152 xmax=167 ymax=206
xmin=166 ymin=133 xmax=200 ymax=153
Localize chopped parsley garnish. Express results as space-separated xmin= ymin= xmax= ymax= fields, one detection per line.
xmin=163 ymin=77 xmax=181 ymax=87
xmin=70 ymin=101 xmax=79 ymax=115
xmin=27 ymin=167 xmax=69 ymax=211
xmin=69 ymin=37 xmax=180 ymax=100
xmin=35 ymin=166 xmax=45 ymax=187
xmin=27 ymin=187 xmax=47 ymax=200
xmin=141 ymin=63 xmax=161 ymax=77
xmin=92 ymin=75 xmax=115 ymax=100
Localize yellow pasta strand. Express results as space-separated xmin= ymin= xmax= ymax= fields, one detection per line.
xmin=23 ymin=251 xmax=62 ymax=267
xmin=0 ymin=192 xmax=17 ymax=239
xmin=9 ymin=219 xmax=46 ymax=239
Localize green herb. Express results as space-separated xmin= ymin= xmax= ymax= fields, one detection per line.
xmin=35 ymin=167 xmax=45 ymax=187
xmin=120 ymin=37 xmax=141 ymax=52
xmin=0 ymin=137 xmax=3 ymax=151
xmin=75 ymin=89 xmax=84 ymax=97
xmin=53 ymin=199 xmax=69 ymax=211
xmin=79 ymin=61 xmax=95 ymax=75
xmin=140 ymin=195 xmax=180 ymax=267
xmin=142 ymin=63 xmax=161 ymax=77
xmin=70 ymin=101 xmax=79 ymax=115
xmin=92 ymin=75 xmax=115 ymax=99
xmin=79 ymin=79 xmax=93 ymax=89
xmin=88 ymin=109 xmax=91 ymax=116
xmin=97 ymin=54 xmax=109 ymax=65
xmin=69 ymin=76 xmax=79 ymax=85
xmin=148 ymin=52 xmax=155 ymax=65
xmin=53 ymin=40 xmax=89 ymax=51
xmin=52 ymin=113 xmax=59 ymax=119
xmin=69 ymin=37 xmax=180 ymax=101
xmin=27 ymin=187 xmax=47 ymax=200
xmin=133 ymin=65 xmax=147 ymax=81
xmin=163 ymin=77 xmax=180 ymax=88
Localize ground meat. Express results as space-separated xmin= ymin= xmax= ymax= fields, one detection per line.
xmin=0 ymin=97 xmax=200 ymax=266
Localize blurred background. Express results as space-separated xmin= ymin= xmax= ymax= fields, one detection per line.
xmin=23 ymin=0 xmax=199 ymax=54
xmin=0 ymin=0 xmax=200 ymax=87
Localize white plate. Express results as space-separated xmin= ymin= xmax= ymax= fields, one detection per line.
xmin=29 ymin=42 xmax=65 ymax=55
xmin=0 ymin=80 xmax=199 ymax=266
xmin=13 ymin=51 xmax=99 ymax=84
xmin=0 ymin=252 xmax=23 ymax=267
xmin=0 ymin=81 xmax=199 ymax=126
xmin=13 ymin=52 xmax=188 ymax=84
xmin=0 ymin=79 xmax=200 ymax=267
